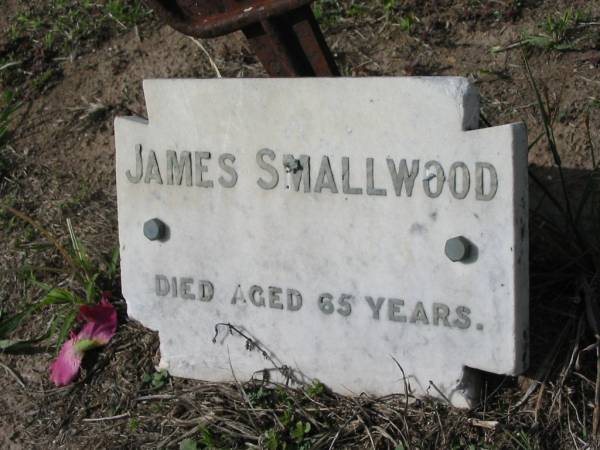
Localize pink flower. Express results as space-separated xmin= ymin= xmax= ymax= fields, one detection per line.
xmin=50 ymin=294 xmax=117 ymax=386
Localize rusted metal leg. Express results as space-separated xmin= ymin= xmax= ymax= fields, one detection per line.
xmin=241 ymin=5 xmax=339 ymax=77
xmin=287 ymin=5 xmax=339 ymax=76
xmin=144 ymin=0 xmax=339 ymax=77
xmin=242 ymin=18 xmax=313 ymax=76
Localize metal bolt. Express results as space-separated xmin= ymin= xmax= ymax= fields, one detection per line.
xmin=445 ymin=236 xmax=471 ymax=262
xmin=144 ymin=218 xmax=166 ymax=241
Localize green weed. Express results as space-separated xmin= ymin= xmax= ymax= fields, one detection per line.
xmin=3 ymin=0 xmax=151 ymax=96
xmin=264 ymin=426 xmax=312 ymax=450
xmin=142 ymin=368 xmax=170 ymax=388
xmin=128 ymin=417 xmax=139 ymax=432
xmin=198 ymin=428 xmax=217 ymax=448
xmin=179 ymin=438 xmax=198 ymax=450
xmin=382 ymin=0 xmax=398 ymax=17
xmin=541 ymin=8 xmax=587 ymax=44
xmin=492 ymin=7 xmax=597 ymax=53
xmin=347 ymin=3 xmax=368 ymax=17
xmin=306 ymin=379 xmax=326 ymax=398
xmin=31 ymin=68 xmax=62 ymax=93
xmin=0 ymin=91 xmax=19 ymax=147
xmin=378 ymin=0 xmax=419 ymax=33
xmin=507 ymin=430 xmax=537 ymax=450
xmin=290 ymin=420 xmax=311 ymax=444
xmin=398 ymin=14 xmax=418 ymax=34
xmin=0 ymin=210 xmax=119 ymax=354
xmin=312 ymin=0 xmax=344 ymax=27
xmin=106 ymin=0 xmax=151 ymax=28
xmin=248 ymin=385 xmax=273 ymax=405
xmin=0 ymin=91 xmax=18 ymax=180
xmin=59 ymin=183 xmax=95 ymax=213
xmin=175 ymin=427 xmax=216 ymax=449
xmin=11 ymin=0 xmax=149 ymax=55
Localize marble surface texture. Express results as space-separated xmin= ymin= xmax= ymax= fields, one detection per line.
xmin=115 ymin=77 xmax=529 ymax=408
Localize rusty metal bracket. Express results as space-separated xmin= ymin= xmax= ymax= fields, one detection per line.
xmin=145 ymin=0 xmax=339 ymax=77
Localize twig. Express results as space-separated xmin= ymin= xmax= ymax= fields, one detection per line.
xmin=558 ymin=314 xmax=586 ymax=389
xmin=357 ymin=413 xmax=376 ymax=450
xmin=522 ymin=51 xmax=585 ymax=251
xmin=469 ymin=418 xmax=499 ymax=430
xmin=370 ymin=408 xmax=408 ymax=446
xmin=188 ymin=37 xmax=222 ymax=78
xmin=373 ymin=425 xmax=399 ymax=447
xmin=212 ymin=322 xmax=300 ymax=384
xmin=586 ymin=113 xmax=597 ymax=169
xmin=0 ymin=61 xmax=21 ymax=71
xmin=390 ymin=356 xmax=410 ymax=415
xmin=161 ymin=424 xmax=201 ymax=449
xmin=226 ymin=347 xmax=258 ymax=430
xmin=428 ymin=380 xmax=451 ymax=405
xmin=0 ymin=205 xmax=74 ymax=269
xmin=0 ymin=362 xmax=26 ymax=389
xmin=328 ymin=409 xmax=361 ymax=450
xmin=66 ymin=218 xmax=84 ymax=266
xmin=107 ymin=12 xmax=127 ymax=30
xmin=594 ymin=334 xmax=600 ymax=436
xmin=533 ymin=383 xmax=546 ymax=424
xmin=82 ymin=412 xmax=129 ymax=422
xmin=491 ymin=40 xmax=528 ymax=53
xmin=528 ymin=169 xmax=567 ymax=217
xmin=514 ymin=321 xmax=571 ymax=409
xmin=135 ymin=394 xmax=176 ymax=401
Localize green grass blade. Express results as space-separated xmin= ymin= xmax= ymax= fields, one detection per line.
xmin=55 ymin=308 xmax=79 ymax=352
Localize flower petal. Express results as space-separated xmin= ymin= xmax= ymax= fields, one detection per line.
xmin=50 ymin=337 xmax=84 ymax=386
xmin=50 ymin=297 xmax=118 ymax=386
xmin=77 ymin=298 xmax=117 ymax=345
xmin=78 ymin=296 xmax=115 ymax=323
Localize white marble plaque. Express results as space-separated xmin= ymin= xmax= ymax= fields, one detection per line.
xmin=115 ymin=78 xmax=528 ymax=407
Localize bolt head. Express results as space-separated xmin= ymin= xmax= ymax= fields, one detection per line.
xmin=143 ymin=218 xmax=165 ymax=241
xmin=445 ymin=236 xmax=471 ymax=262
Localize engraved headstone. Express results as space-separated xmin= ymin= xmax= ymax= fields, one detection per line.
xmin=115 ymin=78 xmax=528 ymax=407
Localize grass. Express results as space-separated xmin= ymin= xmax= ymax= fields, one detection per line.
xmin=0 ymin=90 xmax=19 ymax=180
xmin=0 ymin=209 xmax=119 ymax=355
xmin=1 ymin=0 xmax=152 ymax=99
xmin=0 ymin=1 xmax=140 ymax=336
xmin=522 ymin=48 xmax=600 ymax=443
xmin=312 ymin=0 xmax=346 ymax=27
xmin=0 ymin=91 xmax=18 ymax=147
xmin=492 ymin=7 xmax=599 ymax=53
xmin=312 ymin=0 xmax=418 ymax=30
xmin=9 ymin=0 xmax=149 ymax=54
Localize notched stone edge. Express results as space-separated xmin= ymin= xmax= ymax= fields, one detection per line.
xmin=114 ymin=115 xmax=153 ymax=329
xmin=449 ymin=366 xmax=482 ymax=409
xmin=114 ymin=115 xmax=149 ymax=132
xmin=417 ymin=76 xmax=480 ymax=132
xmin=510 ymin=121 xmax=530 ymax=375
xmin=141 ymin=77 xmax=482 ymax=133
xmin=460 ymin=82 xmax=480 ymax=131
xmin=142 ymin=79 xmax=163 ymax=125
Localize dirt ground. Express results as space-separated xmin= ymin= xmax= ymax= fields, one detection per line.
xmin=1 ymin=0 xmax=600 ymax=448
